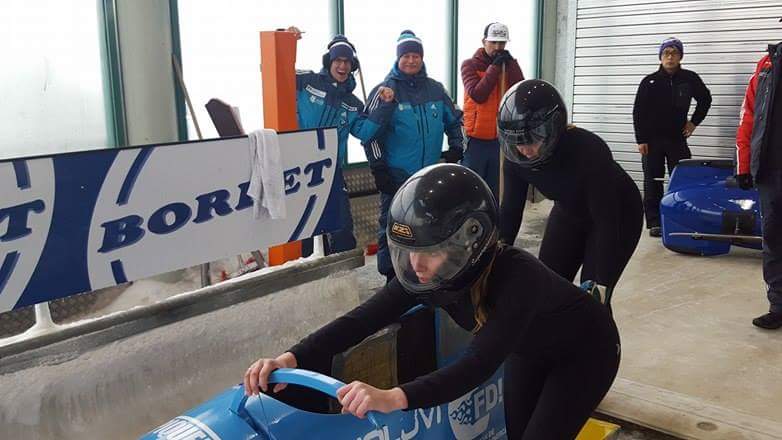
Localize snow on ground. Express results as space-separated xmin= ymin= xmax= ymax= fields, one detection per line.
xmin=0 ymin=250 xmax=325 ymax=348
xmin=86 ymin=253 xmax=267 ymax=317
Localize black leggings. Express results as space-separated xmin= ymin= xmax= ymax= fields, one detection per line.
xmin=538 ymin=196 xmax=643 ymax=298
xmin=642 ymin=138 xmax=691 ymax=227
xmin=503 ymin=308 xmax=621 ymax=439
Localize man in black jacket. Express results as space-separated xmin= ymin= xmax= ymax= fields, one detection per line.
xmin=633 ymin=37 xmax=712 ymax=237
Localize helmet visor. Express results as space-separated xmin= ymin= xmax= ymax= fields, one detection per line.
xmin=390 ymin=218 xmax=485 ymax=294
xmin=498 ymin=122 xmax=548 ymax=149
xmin=498 ymin=114 xmax=561 ymax=167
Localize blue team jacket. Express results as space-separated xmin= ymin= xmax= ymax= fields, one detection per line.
xmin=295 ymin=69 xmax=369 ymax=165
xmin=360 ymin=64 xmax=463 ymax=180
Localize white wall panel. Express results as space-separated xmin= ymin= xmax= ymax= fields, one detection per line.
xmin=570 ymin=0 xmax=782 ymax=183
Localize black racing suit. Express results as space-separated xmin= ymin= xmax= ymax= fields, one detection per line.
xmin=633 ymin=66 xmax=712 ymax=228
xmin=500 ymin=127 xmax=643 ymax=300
xmin=289 ymin=246 xmax=620 ymax=439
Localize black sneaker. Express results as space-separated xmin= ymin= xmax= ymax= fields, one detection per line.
xmin=649 ymin=226 xmax=662 ymax=238
xmin=752 ymin=312 xmax=782 ymax=329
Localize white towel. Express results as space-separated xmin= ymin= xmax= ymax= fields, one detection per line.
xmin=248 ymin=129 xmax=286 ymax=220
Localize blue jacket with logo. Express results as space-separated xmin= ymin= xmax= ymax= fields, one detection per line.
xmin=296 ymin=69 xmax=368 ymax=165
xmin=360 ymin=64 xmax=463 ymax=181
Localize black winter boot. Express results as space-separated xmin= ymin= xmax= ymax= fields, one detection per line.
xmin=752 ymin=312 xmax=782 ymax=329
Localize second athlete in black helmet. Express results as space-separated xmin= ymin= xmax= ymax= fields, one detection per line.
xmin=498 ymin=79 xmax=644 ymax=309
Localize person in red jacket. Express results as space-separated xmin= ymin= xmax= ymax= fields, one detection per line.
xmin=736 ymin=21 xmax=782 ymax=329
xmin=461 ymin=22 xmax=524 ymax=198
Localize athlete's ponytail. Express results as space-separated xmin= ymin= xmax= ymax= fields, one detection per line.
xmin=469 ymin=245 xmax=501 ymax=333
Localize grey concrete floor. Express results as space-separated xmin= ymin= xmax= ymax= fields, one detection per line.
xmin=515 ymin=200 xmax=782 ymax=440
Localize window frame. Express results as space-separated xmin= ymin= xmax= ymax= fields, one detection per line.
xmin=101 ymin=0 xmax=129 ymax=147
xmin=168 ymin=0 xmax=544 ymax=165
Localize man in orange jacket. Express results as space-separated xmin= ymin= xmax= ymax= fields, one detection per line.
xmin=736 ymin=20 xmax=782 ymax=329
xmin=461 ymin=22 xmax=524 ymax=198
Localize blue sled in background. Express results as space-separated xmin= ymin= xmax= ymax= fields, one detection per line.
xmin=661 ymin=159 xmax=762 ymax=256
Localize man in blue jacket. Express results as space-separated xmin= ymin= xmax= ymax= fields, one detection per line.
xmin=359 ymin=30 xmax=464 ymax=282
xmin=291 ymin=31 xmax=374 ymax=254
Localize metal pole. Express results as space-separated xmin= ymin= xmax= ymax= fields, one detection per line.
xmin=172 ymin=53 xmax=210 ymax=286
xmin=33 ymin=303 xmax=56 ymax=330
xmin=171 ymin=54 xmax=203 ymax=139
xmin=313 ymin=235 xmax=325 ymax=258
xmin=331 ymin=0 xmax=344 ymax=37
xmin=446 ymin=0 xmax=459 ymax=100
xmin=356 ymin=66 xmax=368 ymax=103
xmin=498 ymin=64 xmax=507 ymax=202
xmin=251 ymin=250 xmax=266 ymax=269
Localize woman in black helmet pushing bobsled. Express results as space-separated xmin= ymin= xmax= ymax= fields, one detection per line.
xmin=497 ymin=79 xmax=643 ymax=312
xmin=245 ymin=163 xmax=621 ymax=439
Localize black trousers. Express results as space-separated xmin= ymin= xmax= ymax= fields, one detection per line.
xmin=642 ymin=138 xmax=691 ymax=227
xmin=504 ymin=300 xmax=621 ymax=439
xmin=758 ymin=170 xmax=782 ymax=313
xmin=538 ymin=193 xmax=643 ymax=295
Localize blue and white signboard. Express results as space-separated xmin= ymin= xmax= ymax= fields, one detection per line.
xmin=0 ymin=128 xmax=341 ymax=313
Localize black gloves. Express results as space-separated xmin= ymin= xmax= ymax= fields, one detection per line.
xmin=372 ymin=166 xmax=399 ymax=195
xmin=736 ymin=173 xmax=754 ymax=190
xmin=441 ymin=149 xmax=463 ymax=163
xmin=492 ymin=50 xmax=512 ymax=66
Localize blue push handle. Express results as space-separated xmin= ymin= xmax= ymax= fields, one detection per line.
xmin=264 ymin=368 xmax=383 ymax=431
xmin=268 ymin=369 xmax=382 ymax=430
xmin=268 ymin=368 xmax=345 ymax=398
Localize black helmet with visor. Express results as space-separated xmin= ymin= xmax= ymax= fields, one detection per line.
xmin=497 ymin=79 xmax=567 ymax=168
xmin=387 ymin=164 xmax=498 ymax=305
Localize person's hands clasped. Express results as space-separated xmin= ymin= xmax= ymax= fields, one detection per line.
xmin=492 ymin=50 xmax=512 ymax=66
xmin=244 ymin=352 xmax=297 ymax=396
xmin=336 ymin=381 xmax=408 ymax=419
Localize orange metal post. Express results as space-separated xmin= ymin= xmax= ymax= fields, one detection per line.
xmin=261 ymin=30 xmax=302 ymax=265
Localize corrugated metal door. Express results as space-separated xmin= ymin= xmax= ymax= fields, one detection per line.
xmin=572 ymin=0 xmax=782 ymax=183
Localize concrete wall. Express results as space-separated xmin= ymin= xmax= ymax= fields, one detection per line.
xmin=539 ymin=0 xmax=578 ymax=113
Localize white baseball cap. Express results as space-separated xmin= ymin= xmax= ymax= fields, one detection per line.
xmin=484 ymin=22 xmax=510 ymax=42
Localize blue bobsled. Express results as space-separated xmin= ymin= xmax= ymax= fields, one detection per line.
xmin=141 ymin=305 xmax=509 ymax=440
xmin=140 ymin=366 xmax=507 ymax=440
xmin=661 ymin=159 xmax=762 ymax=256
xmin=140 ymin=303 xmax=624 ymax=439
